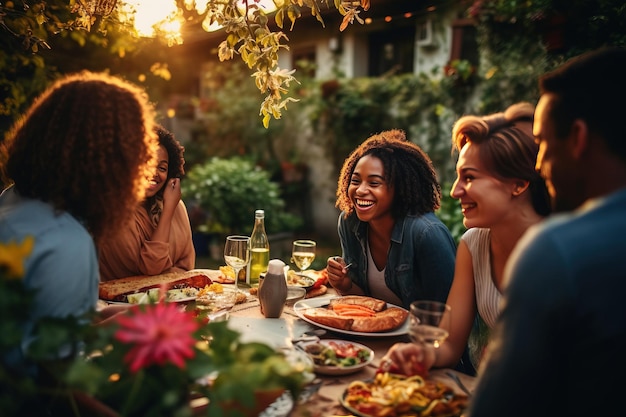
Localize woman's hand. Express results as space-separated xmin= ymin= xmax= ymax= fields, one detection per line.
xmin=162 ymin=178 xmax=181 ymax=212
xmin=326 ymin=256 xmax=353 ymax=293
xmin=379 ymin=342 xmax=436 ymax=377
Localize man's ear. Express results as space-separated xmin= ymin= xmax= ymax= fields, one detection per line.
xmin=569 ymin=119 xmax=589 ymax=160
xmin=511 ymin=179 xmax=530 ymax=197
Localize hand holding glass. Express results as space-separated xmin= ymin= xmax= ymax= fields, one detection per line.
xmin=409 ymin=300 xmax=451 ymax=349
xmin=224 ymin=235 xmax=250 ymax=292
xmin=291 ymin=240 xmax=316 ymax=273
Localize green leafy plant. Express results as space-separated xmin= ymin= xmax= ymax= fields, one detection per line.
xmin=182 ymin=157 xmax=303 ymax=236
xmin=436 ymin=183 xmax=466 ymax=245
xmin=0 ymin=237 xmax=310 ymax=417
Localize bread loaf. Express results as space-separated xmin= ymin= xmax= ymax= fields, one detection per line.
xmin=302 ymin=296 xmax=408 ymax=333
xmin=328 ymin=295 xmax=387 ymax=312
xmin=99 ymin=269 xmax=215 ymax=301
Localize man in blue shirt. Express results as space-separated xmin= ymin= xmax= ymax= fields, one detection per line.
xmin=468 ymin=47 xmax=626 ymax=417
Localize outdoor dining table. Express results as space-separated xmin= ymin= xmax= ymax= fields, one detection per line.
xmin=224 ymin=285 xmax=477 ymax=417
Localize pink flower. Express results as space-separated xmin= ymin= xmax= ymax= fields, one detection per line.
xmin=114 ymin=303 xmax=200 ymax=373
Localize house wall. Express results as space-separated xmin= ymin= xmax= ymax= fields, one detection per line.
xmin=279 ymin=6 xmax=460 ymax=80
xmin=170 ymin=2 xmax=468 ymax=240
xmin=270 ymin=7 xmax=464 ymax=238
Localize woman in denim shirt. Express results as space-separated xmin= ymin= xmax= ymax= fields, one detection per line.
xmin=326 ymin=129 xmax=456 ymax=310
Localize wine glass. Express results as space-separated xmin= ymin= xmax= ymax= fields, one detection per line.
xmin=224 ymin=235 xmax=250 ymax=292
xmin=291 ymin=240 xmax=316 ymax=275
xmin=408 ymin=300 xmax=451 ymax=349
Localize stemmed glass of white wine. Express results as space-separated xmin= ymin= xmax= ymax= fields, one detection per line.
xmin=224 ymin=235 xmax=250 ymax=292
xmin=408 ymin=300 xmax=451 ymax=349
xmin=291 ymin=240 xmax=316 ymax=275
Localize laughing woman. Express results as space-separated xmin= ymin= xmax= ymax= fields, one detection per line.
xmin=382 ymin=102 xmax=551 ymax=376
xmin=326 ymin=129 xmax=456 ymax=309
xmin=99 ymin=126 xmax=195 ymax=281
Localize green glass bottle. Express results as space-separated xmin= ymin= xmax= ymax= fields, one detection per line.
xmin=248 ymin=209 xmax=269 ymax=287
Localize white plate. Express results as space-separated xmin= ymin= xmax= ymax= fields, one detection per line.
xmin=297 ymin=339 xmax=374 ymax=376
xmin=293 ymin=297 xmax=409 ymax=337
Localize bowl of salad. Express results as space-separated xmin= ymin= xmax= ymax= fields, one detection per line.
xmin=297 ymin=339 xmax=374 ymax=375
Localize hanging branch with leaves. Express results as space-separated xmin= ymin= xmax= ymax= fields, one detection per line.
xmin=200 ymin=0 xmax=370 ymax=127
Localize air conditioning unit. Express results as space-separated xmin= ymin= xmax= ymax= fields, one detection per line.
xmin=416 ymin=19 xmax=435 ymax=47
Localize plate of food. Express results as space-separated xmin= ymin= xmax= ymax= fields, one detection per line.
xmin=293 ymin=295 xmax=409 ymax=337
xmin=286 ymin=270 xmax=316 ymax=288
xmin=194 ymin=283 xmax=241 ymax=313
xmin=296 ymin=339 xmax=374 ymax=376
xmin=341 ymin=373 xmax=469 ymax=417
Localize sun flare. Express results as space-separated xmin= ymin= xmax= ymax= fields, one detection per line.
xmin=120 ymin=0 xmax=183 ymax=44
xmin=119 ymin=0 xmax=279 ymax=39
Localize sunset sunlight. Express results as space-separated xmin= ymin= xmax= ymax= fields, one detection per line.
xmin=118 ymin=0 xmax=279 ymax=38
xmin=120 ymin=0 xmax=184 ymax=44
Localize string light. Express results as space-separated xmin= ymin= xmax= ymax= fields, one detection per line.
xmin=364 ymin=8 xmax=435 ymax=25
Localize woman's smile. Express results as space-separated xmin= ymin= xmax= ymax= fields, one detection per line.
xmin=348 ymin=155 xmax=394 ymax=223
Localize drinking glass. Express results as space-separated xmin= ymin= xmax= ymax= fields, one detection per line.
xmin=408 ymin=300 xmax=451 ymax=349
xmin=224 ymin=235 xmax=250 ymax=292
xmin=291 ymin=240 xmax=316 ymax=274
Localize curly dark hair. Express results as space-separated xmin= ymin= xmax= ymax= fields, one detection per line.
xmin=336 ymin=129 xmax=442 ymax=218
xmin=0 ymin=71 xmax=159 ymax=245
xmin=155 ymin=125 xmax=185 ymax=181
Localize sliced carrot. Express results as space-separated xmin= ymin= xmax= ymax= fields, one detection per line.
xmin=334 ymin=308 xmax=376 ymax=317
xmin=332 ymin=303 xmax=375 ymax=313
xmin=337 ymin=311 xmax=375 ymax=317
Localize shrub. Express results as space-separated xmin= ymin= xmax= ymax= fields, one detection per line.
xmin=182 ymin=157 xmax=302 ymax=236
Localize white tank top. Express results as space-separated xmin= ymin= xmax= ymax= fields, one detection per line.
xmin=366 ymin=243 xmax=404 ymax=306
xmin=461 ymin=227 xmax=502 ymax=328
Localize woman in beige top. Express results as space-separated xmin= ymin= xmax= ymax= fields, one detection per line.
xmin=99 ymin=126 xmax=195 ymax=281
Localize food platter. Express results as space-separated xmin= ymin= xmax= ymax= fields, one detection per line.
xmin=340 ymin=374 xmax=468 ymax=417
xmin=293 ymin=297 xmax=409 ymax=337
xmin=296 ymin=339 xmax=374 ymax=376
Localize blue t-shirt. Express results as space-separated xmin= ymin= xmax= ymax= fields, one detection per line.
xmin=0 ymin=187 xmax=98 ymax=369
xmin=468 ymin=188 xmax=626 ymax=417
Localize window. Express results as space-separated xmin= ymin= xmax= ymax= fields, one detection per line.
xmin=450 ymin=18 xmax=478 ymax=64
xmin=292 ymin=46 xmax=316 ymax=78
xmin=368 ymin=25 xmax=415 ymax=76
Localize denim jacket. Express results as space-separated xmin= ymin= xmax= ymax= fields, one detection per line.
xmin=337 ymin=211 xmax=456 ymax=310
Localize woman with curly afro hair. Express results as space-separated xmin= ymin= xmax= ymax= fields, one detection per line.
xmin=326 ymin=129 xmax=456 ymax=310
xmin=98 ymin=125 xmax=195 ymax=281
xmin=0 ymin=71 xmax=159 ymax=370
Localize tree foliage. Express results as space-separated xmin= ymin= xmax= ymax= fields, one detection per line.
xmin=175 ymin=0 xmax=371 ymax=127
xmin=3 ymin=0 xmax=626 ymax=136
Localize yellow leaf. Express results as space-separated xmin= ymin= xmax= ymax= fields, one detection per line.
xmin=275 ymin=8 xmax=284 ymax=28
xmin=340 ymin=14 xmax=351 ymax=31
xmin=0 ymin=236 xmax=34 ymax=279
